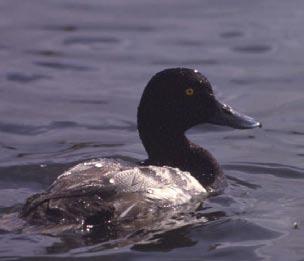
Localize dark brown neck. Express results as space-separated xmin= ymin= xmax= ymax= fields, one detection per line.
xmin=138 ymin=123 xmax=222 ymax=187
xmin=139 ymin=126 xmax=188 ymax=161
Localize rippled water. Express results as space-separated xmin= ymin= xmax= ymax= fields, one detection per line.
xmin=1 ymin=0 xmax=304 ymax=260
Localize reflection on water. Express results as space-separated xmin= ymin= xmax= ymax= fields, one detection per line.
xmin=0 ymin=0 xmax=304 ymax=260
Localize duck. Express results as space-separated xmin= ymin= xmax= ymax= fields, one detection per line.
xmin=20 ymin=68 xmax=261 ymax=230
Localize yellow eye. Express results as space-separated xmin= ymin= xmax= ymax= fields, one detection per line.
xmin=185 ymin=88 xmax=194 ymax=96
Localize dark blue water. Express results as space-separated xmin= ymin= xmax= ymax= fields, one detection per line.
xmin=1 ymin=0 xmax=304 ymax=260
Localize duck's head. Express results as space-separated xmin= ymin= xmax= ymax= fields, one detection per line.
xmin=138 ymin=68 xmax=261 ymax=138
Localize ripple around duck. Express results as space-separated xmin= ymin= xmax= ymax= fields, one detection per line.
xmin=223 ymin=162 xmax=304 ymax=179
xmin=66 ymin=98 xmax=107 ymax=105
xmin=42 ymin=24 xmax=78 ymax=32
xmin=194 ymin=218 xmax=281 ymax=243
xmin=219 ymin=31 xmax=244 ymax=39
xmin=63 ymin=36 xmax=121 ymax=46
xmin=229 ymin=76 xmax=293 ymax=85
xmin=6 ymin=73 xmax=51 ymax=83
xmin=0 ymin=120 xmax=136 ymax=137
xmin=34 ymin=61 xmax=93 ymax=71
xmin=151 ymin=58 xmax=218 ymax=66
xmin=0 ymin=163 xmax=70 ymax=186
xmin=0 ymin=121 xmax=84 ymax=136
xmin=27 ymin=49 xmax=64 ymax=58
xmin=62 ymin=211 xmax=228 ymax=253
xmin=232 ymin=44 xmax=272 ymax=54
xmin=60 ymin=142 xmax=124 ymax=155
xmin=42 ymin=23 xmax=156 ymax=33
xmin=265 ymin=128 xmax=304 ymax=136
xmin=0 ymin=143 xmax=16 ymax=150
xmin=161 ymin=39 xmax=205 ymax=47
xmin=223 ymin=134 xmax=255 ymax=140
xmin=130 ymin=216 xmax=281 ymax=255
xmin=226 ymin=176 xmax=261 ymax=189
xmin=0 ymin=123 xmax=47 ymax=136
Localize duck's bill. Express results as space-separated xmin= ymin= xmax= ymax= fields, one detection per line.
xmin=208 ymin=100 xmax=262 ymax=129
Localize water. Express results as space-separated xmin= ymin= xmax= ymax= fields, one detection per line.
xmin=0 ymin=0 xmax=304 ymax=260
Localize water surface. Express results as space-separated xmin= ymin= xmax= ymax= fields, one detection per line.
xmin=0 ymin=0 xmax=304 ymax=260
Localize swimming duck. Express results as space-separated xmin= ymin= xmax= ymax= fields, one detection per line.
xmin=20 ymin=68 xmax=261 ymax=229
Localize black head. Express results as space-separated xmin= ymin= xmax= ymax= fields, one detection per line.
xmin=138 ymin=68 xmax=213 ymax=132
xmin=138 ymin=68 xmax=261 ymax=136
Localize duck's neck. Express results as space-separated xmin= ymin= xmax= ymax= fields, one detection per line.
xmin=138 ymin=124 xmax=222 ymax=187
xmin=140 ymin=127 xmax=188 ymax=161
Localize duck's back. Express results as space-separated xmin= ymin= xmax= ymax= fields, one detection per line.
xmin=21 ymin=159 xmax=206 ymax=227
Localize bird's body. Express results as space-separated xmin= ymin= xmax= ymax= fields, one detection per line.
xmin=21 ymin=158 xmax=207 ymax=227
xmin=20 ymin=68 xmax=261 ymax=231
